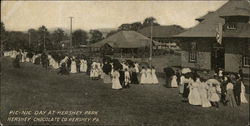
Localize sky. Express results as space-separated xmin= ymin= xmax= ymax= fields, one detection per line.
xmin=1 ymin=1 xmax=227 ymax=31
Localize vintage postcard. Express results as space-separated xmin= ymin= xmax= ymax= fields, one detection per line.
xmin=1 ymin=0 xmax=249 ymax=126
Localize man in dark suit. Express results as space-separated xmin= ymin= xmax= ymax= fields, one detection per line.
xmin=163 ymin=67 xmax=175 ymax=88
xmin=233 ymin=74 xmax=241 ymax=106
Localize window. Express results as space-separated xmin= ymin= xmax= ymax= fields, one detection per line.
xmin=189 ymin=42 xmax=197 ymax=62
xmin=189 ymin=51 xmax=197 ymax=62
xmin=226 ymin=23 xmax=236 ymax=30
xmin=243 ymin=56 xmax=250 ymax=67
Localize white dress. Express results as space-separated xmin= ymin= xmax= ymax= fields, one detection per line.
xmin=145 ymin=69 xmax=153 ymax=84
xmin=151 ymin=69 xmax=158 ymax=84
xmin=198 ymin=82 xmax=211 ymax=107
xmin=83 ymin=60 xmax=88 ymax=72
xmin=124 ymin=71 xmax=130 ymax=86
xmin=80 ymin=60 xmax=85 ymax=72
xmin=241 ymin=82 xmax=248 ymax=103
xmin=170 ymin=75 xmax=178 ymax=87
xmin=90 ymin=62 xmax=96 ymax=77
xmin=135 ymin=63 xmax=139 ymax=73
xmin=21 ymin=52 xmax=25 ymax=62
xmin=70 ymin=61 xmax=77 ymax=73
xmin=188 ymin=81 xmax=201 ymax=105
xmin=140 ymin=69 xmax=147 ymax=84
xmin=112 ymin=71 xmax=122 ymax=89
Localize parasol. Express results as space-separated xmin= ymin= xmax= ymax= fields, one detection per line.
xmin=181 ymin=68 xmax=192 ymax=74
xmin=206 ymin=79 xmax=221 ymax=85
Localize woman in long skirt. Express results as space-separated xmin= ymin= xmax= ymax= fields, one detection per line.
xmin=240 ymin=81 xmax=248 ymax=103
xmin=70 ymin=59 xmax=77 ymax=73
xmin=112 ymin=70 xmax=122 ymax=90
xmin=103 ymin=62 xmax=112 ymax=84
xmin=170 ymin=75 xmax=178 ymax=88
xmin=182 ymin=77 xmax=191 ymax=102
xmin=226 ymin=80 xmax=237 ymax=107
xmin=80 ymin=59 xmax=85 ymax=72
xmin=188 ymin=78 xmax=201 ymax=105
xmin=140 ymin=67 xmax=147 ymax=84
xmin=199 ymin=81 xmax=211 ymax=107
xmin=124 ymin=69 xmax=130 ymax=88
xmin=130 ymin=66 xmax=139 ymax=84
xmin=145 ymin=67 xmax=153 ymax=84
xmin=151 ymin=66 xmax=159 ymax=84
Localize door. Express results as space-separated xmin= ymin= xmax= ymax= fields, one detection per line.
xmin=211 ymin=43 xmax=225 ymax=71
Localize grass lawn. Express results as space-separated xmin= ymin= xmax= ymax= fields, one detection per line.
xmin=1 ymin=57 xmax=249 ymax=126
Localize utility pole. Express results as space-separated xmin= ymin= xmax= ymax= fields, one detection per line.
xmin=149 ymin=21 xmax=153 ymax=67
xmin=28 ymin=32 xmax=31 ymax=49
xmin=69 ymin=17 xmax=73 ymax=53
xmin=43 ymin=33 xmax=46 ymax=51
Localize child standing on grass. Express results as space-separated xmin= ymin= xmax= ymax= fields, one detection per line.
xmin=209 ymin=83 xmax=220 ymax=108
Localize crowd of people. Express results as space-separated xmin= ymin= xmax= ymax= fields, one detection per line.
xmin=3 ymin=50 xmax=248 ymax=107
xmin=4 ymin=50 xmax=159 ymax=90
xmin=165 ymin=68 xmax=248 ymax=108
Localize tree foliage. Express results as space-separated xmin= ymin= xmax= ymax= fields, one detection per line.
xmin=89 ymin=30 xmax=103 ymax=44
xmin=72 ymin=29 xmax=88 ymax=47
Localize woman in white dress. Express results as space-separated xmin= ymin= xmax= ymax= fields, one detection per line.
xmin=83 ymin=59 xmax=88 ymax=72
xmin=90 ymin=62 xmax=96 ymax=78
xmin=134 ymin=62 xmax=139 ymax=73
xmin=21 ymin=51 xmax=25 ymax=62
xmin=80 ymin=59 xmax=85 ymax=72
xmin=198 ymin=81 xmax=211 ymax=107
xmin=151 ymin=67 xmax=159 ymax=84
xmin=145 ymin=67 xmax=153 ymax=84
xmin=140 ymin=67 xmax=147 ymax=84
xmin=70 ymin=58 xmax=77 ymax=73
xmin=112 ymin=70 xmax=122 ymax=90
xmin=188 ymin=78 xmax=201 ymax=105
xmin=241 ymin=81 xmax=248 ymax=103
xmin=170 ymin=75 xmax=178 ymax=88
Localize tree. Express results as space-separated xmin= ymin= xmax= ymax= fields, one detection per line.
xmin=142 ymin=17 xmax=160 ymax=28
xmin=7 ymin=31 xmax=28 ymax=50
xmin=130 ymin=22 xmax=143 ymax=31
xmin=1 ymin=22 xmax=7 ymax=51
xmin=72 ymin=29 xmax=88 ymax=47
xmin=118 ymin=24 xmax=131 ymax=31
xmin=51 ymin=28 xmax=68 ymax=49
xmin=38 ymin=25 xmax=51 ymax=51
xmin=27 ymin=28 xmax=40 ymax=51
xmin=89 ymin=30 xmax=103 ymax=44
xmin=106 ymin=30 xmax=118 ymax=38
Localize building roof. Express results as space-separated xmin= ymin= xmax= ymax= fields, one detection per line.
xmin=88 ymin=31 xmax=163 ymax=48
xmin=138 ymin=25 xmax=185 ymax=38
xmin=176 ymin=0 xmax=250 ymax=38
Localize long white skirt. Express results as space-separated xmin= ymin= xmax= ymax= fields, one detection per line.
xmin=170 ymin=77 xmax=178 ymax=88
xmin=112 ymin=78 xmax=122 ymax=89
xmin=70 ymin=62 xmax=77 ymax=73
xmin=140 ymin=74 xmax=147 ymax=84
xmin=152 ymin=73 xmax=159 ymax=84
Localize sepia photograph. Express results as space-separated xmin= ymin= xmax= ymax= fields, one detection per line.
xmin=0 ymin=0 xmax=249 ymax=126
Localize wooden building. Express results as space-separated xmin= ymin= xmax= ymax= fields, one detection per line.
xmin=176 ymin=0 xmax=250 ymax=74
xmin=138 ymin=25 xmax=185 ymax=49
